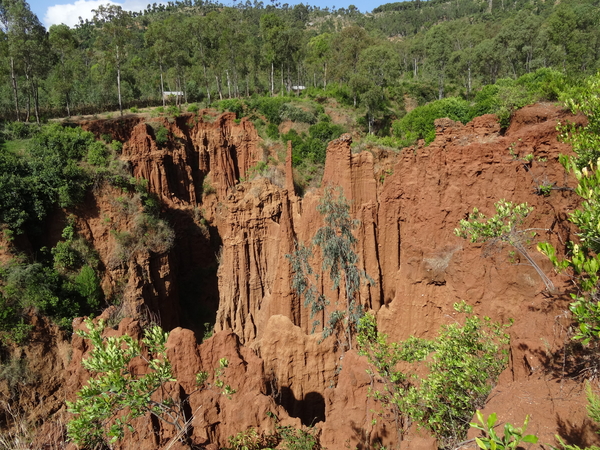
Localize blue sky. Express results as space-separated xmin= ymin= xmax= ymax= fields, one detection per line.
xmin=29 ymin=0 xmax=380 ymax=29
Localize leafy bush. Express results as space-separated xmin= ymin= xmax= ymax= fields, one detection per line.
xmin=187 ymin=103 xmax=199 ymax=113
xmin=67 ymin=318 xmax=221 ymax=448
xmin=218 ymin=98 xmax=246 ymax=118
xmin=151 ymin=124 xmax=169 ymax=145
xmin=167 ymin=104 xmax=180 ymax=117
xmin=308 ymin=121 xmax=344 ymax=143
xmin=3 ymin=121 xmax=37 ymax=140
xmin=470 ymin=411 xmax=538 ymax=450
xmin=283 ymin=120 xmax=345 ymax=167
xmin=392 ymin=97 xmax=473 ymax=145
xmin=247 ymin=96 xmax=288 ymax=124
xmin=279 ymin=103 xmax=317 ymax=124
xmin=110 ymin=140 xmax=123 ymax=153
xmin=277 ymin=425 xmax=320 ymax=450
xmin=129 ymin=106 xmax=139 ymax=113
xmin=0 ymin=124 xmax=93 ymax=233
xmin=456 ymin=200 xmax=554 ymax=291
xmin=86 ymin=141 xmax=109 ymax=166
xmin=266 ymin=123 xmax=279 ymax=139
xmin=357 ymin=302 xmax=509 ymax=449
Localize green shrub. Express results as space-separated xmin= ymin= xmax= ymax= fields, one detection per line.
xmin=151 ymin=124 xmax=169 ymax=145
xmin=277 ymin=425 xmax=320 ymax=450
xmin=187 ymin=103 xmax=199 ymax=113
xmin=110 ymin=140 xmax=123 ymax=153
xmin=156 ymin=106 xmax=165 ymax=114
xmin=392 ymin=97 xmax=473 ymax=145
xmin=279 ymin=103 xmax=317 ymax=124
xmin=3 ymin=121 xmax=36 ymax=140
xmin=74 ymin=265 xmax=102 ymax=310
xmin=167 ymin=104 xmax=180 ymax=117
xmin=357 ymin=301 xmax=510 ymax=449
xmin=87 ymin=141 xmax=109 ymax=166
xmin=67 ymin=319 xmax=212 ymax=448
xmin=470 ymin=411 xmax=538 ymax=450
xmin=218 ymin=98 xmax=246 ymax=118
xmin=0 ymin=124 xmax=95 ymax=234
xmin=247 ymin=96 xmax=288 ymax=124
xmin=129 ymin=106 xmax=139 ymax=113
xmin=266 ymin=123 xmax=279 ymax=139
xmin=308 ymin=121 xmax=344 ymax=143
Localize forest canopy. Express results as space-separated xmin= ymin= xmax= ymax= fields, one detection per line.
xmin=0 ymin=0 xmax=599 ymax=123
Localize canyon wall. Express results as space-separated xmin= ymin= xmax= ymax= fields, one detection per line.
xmin=5 ymin=104 xmax=596 ymax=449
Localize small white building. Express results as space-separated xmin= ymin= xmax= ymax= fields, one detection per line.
xmin=162 ymin=91 xmax=184 ymax=101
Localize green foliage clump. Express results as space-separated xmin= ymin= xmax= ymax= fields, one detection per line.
xmin=187 ymin=103 xmax=199 ymax=113
xmin=470 ymin=411 xmax=538 ymax=450
xmin=0 ymin=218 xmax=103 ymax=344
xmin=284 ymin=120 xmax=345 ymax=166
xmin=151 ymin=123 xmax=169 ymax=145
xmin=228 ymin=427 xmax=278 ymax=450
xmin=287 ymin=187 xmax=369 ymax=350
xmin=86 ymin=141 xmax=109 ymax=166
xmin=357 ymin=302 xmax=510 ymax=449
xmin=3 ymin=121 xmax=37 ymax=140
xmin=392 ymin=97 xmax=473 ymax=145
xmin=0 ymin=124 xmax=95 ymax=234
xmin=456 ymin=200 xmax=554 ymax=291
xmin=67 ymin=318 xmax=219 ymax=448
xmin=279 ymin=103 xmax=317 ymax=124
xmin=218 ymin=98 xmax=246 ymax=118
xmin=538 ymin=73 xmax=600 ymax=344
xmin=266 ymin=123 xmax=279 ymax=140
xmin=167 ymin=104 xmax=180 ymax=117
xmin=247 ymin=96 xmax=289 ymax=125
xmin=277 ymin=425 xmax=320 ymax=450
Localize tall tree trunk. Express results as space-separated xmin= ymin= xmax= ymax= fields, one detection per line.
xmin=467 ymin=64 xmax=472 ymax=100
xmin=216 ymin=75 xmax=223 ymax=100
xmin=33 ymin=78 xmax=40 ymax=125
xmin=202 ymin=63 xmax=211 ymax=105
xmin=25 ymin=71 xmax=30 ymax=122
xmin=226 ymin=70 xmax=231 ymax=99
xmin=271 ymin=62 xmax=274 ymax=96
xmin=323 ymin=62 xmax=327 ymax=87
xmin=10 ymin=57 xmax=20 ymax=122
xmin=117 ymin=60 xmax=123 ymax=116
xmin=160 ymin=63 xmax=165 ymax=107
xmin=66 ymin=91 xmax=71 ymax=117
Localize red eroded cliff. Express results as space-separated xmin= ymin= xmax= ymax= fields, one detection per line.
xmin=21 ymin=104 xmax=598 ymax=449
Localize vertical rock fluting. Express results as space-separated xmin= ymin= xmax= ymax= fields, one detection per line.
xmin=62 ymin=105 xmax=596 ymax=449
xmin=123 ymin=113 xmax=260 ymax=206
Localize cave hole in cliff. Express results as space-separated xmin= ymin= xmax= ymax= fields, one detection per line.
xmin=275 ymin=386 xmax=326 ymax=426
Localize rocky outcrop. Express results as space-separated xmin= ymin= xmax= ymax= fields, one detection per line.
xmin=15 ymin=105 xmax=598 ymax=450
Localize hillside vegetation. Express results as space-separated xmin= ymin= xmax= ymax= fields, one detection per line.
xmin=0 ymin=0 xmax=599 ymax=130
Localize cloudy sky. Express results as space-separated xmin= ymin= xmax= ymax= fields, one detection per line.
xmin=28 ymin=0 xmax=374 ymax=29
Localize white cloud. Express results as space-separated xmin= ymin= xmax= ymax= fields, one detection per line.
xmin=43 ymin=0 xmax=163 ymax=29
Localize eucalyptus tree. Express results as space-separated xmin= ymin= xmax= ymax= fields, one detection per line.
xmin=49 ymin=24 xmax=79 ymax=116
xmin=92 ymin=5 xmax=133 ymax=116
xmin=306 ymin=33 xmax=331 ymax=88
xmin=0 ymin=0 xmax=50 ymax=123
xmin=425 ymin=24 xmax=452 ymax=99
xmin=145 ymin=20 xmax=172 ymax=106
